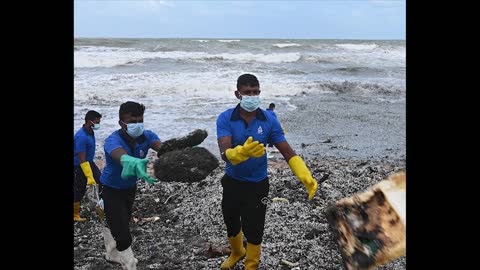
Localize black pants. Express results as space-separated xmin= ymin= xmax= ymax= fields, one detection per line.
xmin=73 ymin=161 xmax=101 ymax=202
xmin=221 ymin=174 xmax=269 ymax=245
xmin=101 ymin=184 xmax=137 ymax=251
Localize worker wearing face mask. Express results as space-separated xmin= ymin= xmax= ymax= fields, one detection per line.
xmin=99 ymin=101 xmax=161 ymax=270
xmin=74 ymin=110 xmax=102 ymax=222
xmin=216 ymin=74 xmax=318 ymax=270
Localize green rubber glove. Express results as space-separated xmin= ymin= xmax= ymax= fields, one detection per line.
xmin=120 ymin=155 xmax=158 ymax=184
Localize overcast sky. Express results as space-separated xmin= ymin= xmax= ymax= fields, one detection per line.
xmin=74 ymin=0 xmax=405 ymax=40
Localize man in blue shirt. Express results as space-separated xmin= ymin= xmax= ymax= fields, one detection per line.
xmin=74 ymin=110 xmax=102 ymax=222
xmin=266 ymin=103 xmax=276 ymax=117
xmin=99 ymin=101 xmax=160 ymax=270
xmin=216 ymin=74 xmax=318 ymax=270
xmin=266 ymin=103 xmax=277 ymax=149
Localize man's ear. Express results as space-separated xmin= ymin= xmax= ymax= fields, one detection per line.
xmin=235 ymin=90 xmax=241 ymax=99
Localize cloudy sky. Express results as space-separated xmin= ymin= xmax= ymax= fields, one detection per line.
xmin=74 ymin=0 xmax=405 ymax=40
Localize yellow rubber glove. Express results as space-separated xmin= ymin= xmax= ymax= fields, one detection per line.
xmin=288 ymin=155 xmax=318 ymax=200
xmin=80 ymin=161 xmax=96 ymax=186
xmin=226 ymin=136 xmax=266 ymax=165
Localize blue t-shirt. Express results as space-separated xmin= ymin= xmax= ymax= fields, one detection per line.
xmin=74 ymin=126 xmax=96 ymax=166
xmin=100 ymin=130 xmax=161 ymax=189
xmin=266 ymin=109 xmax=278 ymax=119
xmin=216 ymin=105 xmax=285 ymax=182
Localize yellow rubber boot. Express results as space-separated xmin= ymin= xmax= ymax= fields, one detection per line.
xmin=245 ymin=242 xmax=261 ymax=270
xmin=74 ymin=202 xmax=86 ymax=222
xmin=220 ymin=231 xmax=246 ymax=269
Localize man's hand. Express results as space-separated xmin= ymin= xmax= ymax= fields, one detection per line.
xmin=80 ymin=162 xmax=97 ymax=186
xmin=225 ymin=136 xmax=266 ymax=165
xmin=288 ymin=156 xmax=318 ymax=200
xmin=120 ymin=155 xmax=158 ymax=184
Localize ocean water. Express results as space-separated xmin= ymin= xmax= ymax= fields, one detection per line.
xmin=74 ymin=38 xmax=405 ymax=157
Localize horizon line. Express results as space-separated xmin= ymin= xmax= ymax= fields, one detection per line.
xmin=74 ymin=36 xmax=406 ymax=41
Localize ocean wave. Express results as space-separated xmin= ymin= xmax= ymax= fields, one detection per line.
xmin=152 ymin=45 xmax=179 ymax=52
xmin=273 ymin=43 xmax=301 ymax=48
xmin=74 ymin=47 xmax=302 ymax=67
xmin=300 ymin=55 xmax=334 ymax=63
xmin=74 ymin=70 xmax=311 ymax=102
xmin=301 ymin=50 xmax=405 ymax=67
xmin=275 ymin=68 xmax=308 ymax=75
xmin=334 ymin=67 xmax=364 ymax=72
xmin=217 ymin=52 xmax=301 ymax=63
xmin=76 ymin=46 xmax=137 ymax=52
xmin=217 ymin=39 xmax=241 ymax=42
xmin=74 ymin=95 xmax=123 ymax=106
xmin=336 ymin=43 xmax=378 ymax=50
xmin=331 ymin=66 xmax=384 ymax=74
xmin=308 ymin=81 xmax=404 ymax=95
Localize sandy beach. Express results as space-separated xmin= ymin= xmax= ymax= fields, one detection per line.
xmin=74 ymin=91 xmax=406 ymax=269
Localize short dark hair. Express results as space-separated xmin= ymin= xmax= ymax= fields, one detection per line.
xmin=237 ymin=74 xmax=259 ymax=89
xmin=85 ymin=110 xmax=102 ymax=121
xmin=119 ymin=101 xmax=145 ymax=121
xmin=268 ymin=103 xmax=275 ymax=109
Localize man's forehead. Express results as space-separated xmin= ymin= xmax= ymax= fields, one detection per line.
xmin=123 ymin=114 xmax=143 ymax=120
xmin=124 ymin=113 xmax=143 ymax=117
xmin=238 ymin=85 xmax=259 ymax=90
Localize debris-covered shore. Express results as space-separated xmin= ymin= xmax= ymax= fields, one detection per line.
xmin=74 ymin=155 xmax=406 ymax=270
xmin=75 ymin=91 xmax=406 ymax=269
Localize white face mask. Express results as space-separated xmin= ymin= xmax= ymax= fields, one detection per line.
xmin=239 ymin=94 xmax=261 ymax=112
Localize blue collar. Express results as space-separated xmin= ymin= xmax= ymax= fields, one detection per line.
xmin=82 ymin=125 xmax=94 ymax=136
xmin=230 ymin=104 xmax=267 ymax=121
xmin=119 ymin=129 xmax=147 ymax=150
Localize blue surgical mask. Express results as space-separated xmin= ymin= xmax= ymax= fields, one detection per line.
xmin=123 ymin=122 xmax=144 ymax=138
xmin=90 ymin=121 xmax=100 ymax=130
xmin=239 ymin=94 xmax=261 ymax=112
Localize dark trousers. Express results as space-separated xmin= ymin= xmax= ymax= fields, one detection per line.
xmin=101 ymin=184 xmax=137 ymax=251
xmin=73 ymin=161 xmax=101 ymax=202
xmin=221 ymin=174 xmax=269 ymax=245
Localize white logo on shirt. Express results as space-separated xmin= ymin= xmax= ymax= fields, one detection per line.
xmin=257 ymin=126 xmax=263 ymax=134
xmin=139 ymin=150 xmax=145 ymax=158
xmin=261 ymin=197 xmax=270 ymax=205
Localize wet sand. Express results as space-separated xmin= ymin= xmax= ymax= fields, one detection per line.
xmin=278 ymin=92 xmax=405 ymax=160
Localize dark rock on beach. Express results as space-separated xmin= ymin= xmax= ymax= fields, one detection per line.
xmin=153 ymin=147 xmax=219 ymax=183
xmin=156 ymin=129 xmax=208 ymax=157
